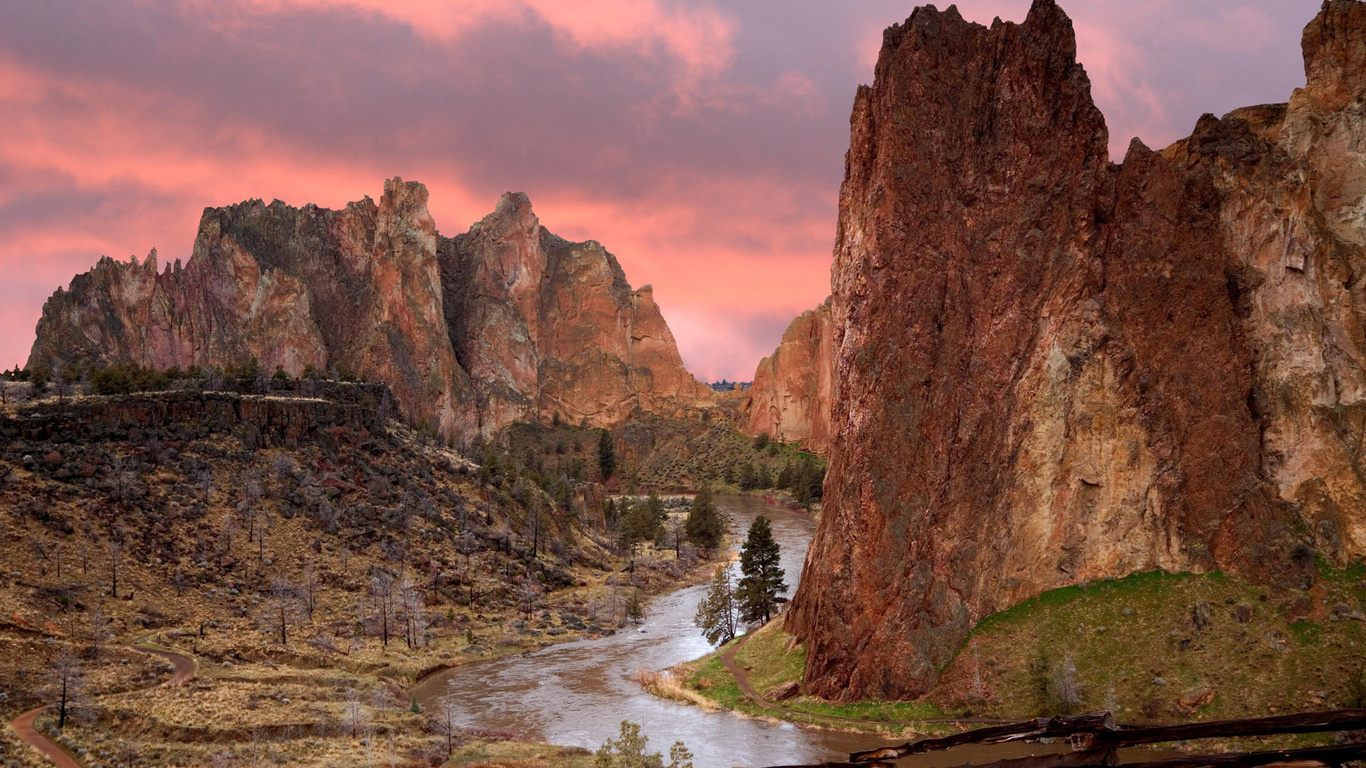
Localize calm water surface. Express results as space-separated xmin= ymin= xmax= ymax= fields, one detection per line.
xmin=414 ymin=495 xmax=1081 ymax=768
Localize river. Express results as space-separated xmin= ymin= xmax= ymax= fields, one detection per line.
xmin=413 ymin=495 xmax=1078 ymax=767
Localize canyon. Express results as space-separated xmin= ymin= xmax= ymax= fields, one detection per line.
xmin=787 ymin=0 xmax=1366 ymax=701
xmin=27 ymin=181 xmax=712 ymax=445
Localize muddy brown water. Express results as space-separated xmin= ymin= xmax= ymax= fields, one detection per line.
xmin=413 ymin=495 xmax=1141 ymax=768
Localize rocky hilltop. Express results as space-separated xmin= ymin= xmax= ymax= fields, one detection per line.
xmin=788 ymin=0 xmax=1366 ymax=700
xmin=28 ymin=181 xmax=711 ymax=442
xmin=737 ymin=299 xmax=834 ymax=452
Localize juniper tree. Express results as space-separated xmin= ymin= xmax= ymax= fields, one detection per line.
xmin=598 ymin=429 xmax=616 ymax=481
xmin=693 ymin=566 xmax=738 ymax=645
xmin=684 ymin=487 xmax=725 ymax=551
xmin=736 ymin=515 xmax=786 ymax=625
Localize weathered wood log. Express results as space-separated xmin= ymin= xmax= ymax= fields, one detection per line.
xmin=1116 ymin=743 xmax=1366 ymax=768
xmin=937 ymin=748 xmax=1119 ymax=768
xmin=1093 ymin=710 xmax=1366 ymax=750
xmin=850 ymin=713 xmax=1118 ymax=763
xmin=766 ymin=762 xmax=897 ymax=768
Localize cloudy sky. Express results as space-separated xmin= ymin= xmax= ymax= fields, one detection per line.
xmin=0 ymin=0 xmax=1323 ymax=380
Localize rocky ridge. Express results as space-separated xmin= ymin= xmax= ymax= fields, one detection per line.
xmin=28 ymin=182 xmax=712 ymax=443
xmin=787 ymin=0 xmax=1366 ymax=701
xmin=737 ymin=299 xmax=835 ymax=453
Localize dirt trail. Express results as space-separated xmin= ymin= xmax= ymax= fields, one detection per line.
xmin=10 ymin=640 xmax=197 ymax=766
xmin=11 ymin=708 xmax=82 ymax=768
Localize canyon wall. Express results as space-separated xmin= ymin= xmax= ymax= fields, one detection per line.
xmin=787 ymin=0 xmax=1366 ymax=700
xmin=29 ymin=183 xmax=710 ymax=442
xmin=738 ymin=299 xmax=835 ymax=452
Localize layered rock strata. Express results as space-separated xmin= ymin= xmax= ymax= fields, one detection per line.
xmin=788 ymin=0 xmax=1366 ymax=700
xmin=29 ymin=182 xmax=710 ymax=441
xmin=738 ymin=299 xmax=835 ymax=452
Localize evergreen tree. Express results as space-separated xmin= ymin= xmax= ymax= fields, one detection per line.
xmin=693 ymin=566 xmax=738 ymax=645
xmin=618 ymin=494 xmax=667 ymax=552
xmin=755 ymin=463 xmax=772 ymax=490
xmin=738 ymin=462 xmax=758 ymax=491
xmin=603 ymin=498 xmax=621 ymax=532
xmin=777 ymin=459 xmax=795 ymax=490
xmin=684 ymin=487 xmax=726 ymax=551
xmin=792 ymin=455 xmax=826 ymax=507
xmin=598 ymin=429 xmax=616 ymax=480
xmin=736 ymin=515 xmax=786 ymax=624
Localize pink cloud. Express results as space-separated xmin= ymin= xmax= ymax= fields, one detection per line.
xmin=222 ymin=0 xmax=737 ymax=102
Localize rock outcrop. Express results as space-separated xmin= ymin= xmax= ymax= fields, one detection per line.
xmin=788 ymin=0 xmax=1366 ymax=701
xmin=441 ymin=193 xmax=713 ymax=430
xmin=738 ymin=300 xmax=835 ymax=452
xmin=1 ymin=382 xmax=394 ymax=447
xmin=29 ymin=183 xmax=711 ymax=442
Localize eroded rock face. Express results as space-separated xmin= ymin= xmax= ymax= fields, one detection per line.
xmin=442 ymin=193 xmax=714 ymax=433
xmin=787 ymin=0 xmax=1366 ymax=701
xmin=738 ymin=300 xmax=834 ymax=452
xmin=29 ymin=183 xmax=709 ymax=441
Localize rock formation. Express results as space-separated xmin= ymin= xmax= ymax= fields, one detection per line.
xmin=738 ymin=300 xmax=835 ymax=452
xmin=788 ymin=0 xmax=1366 ymax=701
xmin=441 ymin=193 xmax=713 ymax=429
xmin=28 ymin=182 xmax=711 ymax=442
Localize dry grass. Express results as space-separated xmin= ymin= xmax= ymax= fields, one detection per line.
xmin=632 ymin=668 xmax=719 ymax=711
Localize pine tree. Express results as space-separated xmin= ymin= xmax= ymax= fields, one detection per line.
xmin=755 ymin=463 xmax=772 ymax=490
xmin=694 ymin=566 xmax=738 ymax=645
xmin=736 ymin=515 xmax=786 ymax=624
xmin=777 ymin=459 xmax=795 ymax=490
xmin=618 ymin=494 xmax=667 ymax=553
xmin=684 ymin=487 xmax=725 ymax=551
xmin=598 ymin=429 xmax=616 ymax=480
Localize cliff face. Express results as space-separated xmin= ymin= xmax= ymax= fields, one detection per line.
xmin=787 ymin=0 xmax=1366 ymax=701
xmin=29 ymin=184 xmax=709 ymax=441
xmin=738 ymin=300 xmax=835 ymax=452
xmin=441 ymin=192 xmax=714 ymax=432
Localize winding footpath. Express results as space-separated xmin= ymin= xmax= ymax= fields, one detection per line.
xmin=10 ymin=640 xmax=195 ymax=767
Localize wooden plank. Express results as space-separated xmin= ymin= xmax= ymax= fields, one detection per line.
xmin=1093 ymin=710 xmax=1366 ymax=749
xmin=850 ymin=713 xmax=1118 ymax=763
xmin=1116 ymin=743 xmax=1366 ymax=768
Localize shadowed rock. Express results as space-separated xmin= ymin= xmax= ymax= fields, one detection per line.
xmin=787 ymin=0 xmax=1366 ymax=700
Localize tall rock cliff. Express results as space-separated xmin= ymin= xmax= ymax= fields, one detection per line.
xmin=29 ymin=182 xmax=710 ymax=441
xmin=738 ymin=299 xmax=835 ymax=452
xmin=788 ymin=0 xmax=1366 ymax=701
xmin=441 ymin=192 xmax=714 ymax=431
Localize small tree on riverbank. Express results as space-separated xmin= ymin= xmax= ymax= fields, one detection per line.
xmin=694 ymin=566 xmax=738 ymax=645
xmin=684 ymin=487 xmax=725 ymax=551
xmin=595 ymin=720 xmax=693 ymax=768
xmin=736 ymin=515 xmax=786 ymax=625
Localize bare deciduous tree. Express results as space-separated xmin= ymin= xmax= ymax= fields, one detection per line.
xmin=46 ymin=646 xmax=86 ymax=731
xmin=301 ymin=561 xmax=319 ymax=620
xmin=265 ymin=573 xmax=296 ymax=645
xmin=399 ymin=576 xmax=428 ymax=650
xmin=342 ymin=690 xmax=371 ymax=739
xmin=430 ymin=692 xmax=462 ymax=757
xmin=369 ymin=570 xmax=395 ymax=648
xmin=106 ymin=533 xmax=125 ymax=599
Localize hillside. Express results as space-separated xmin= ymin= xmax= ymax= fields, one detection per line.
xmin=0 ymin=375 xmax=722 ymax=767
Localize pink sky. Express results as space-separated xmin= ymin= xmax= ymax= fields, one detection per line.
xmin=0 ymin=0 xmax=1320 ymax=381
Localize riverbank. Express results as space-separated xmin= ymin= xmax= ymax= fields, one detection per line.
xmin=658 ymin=567 xmax=1366 ymax=742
